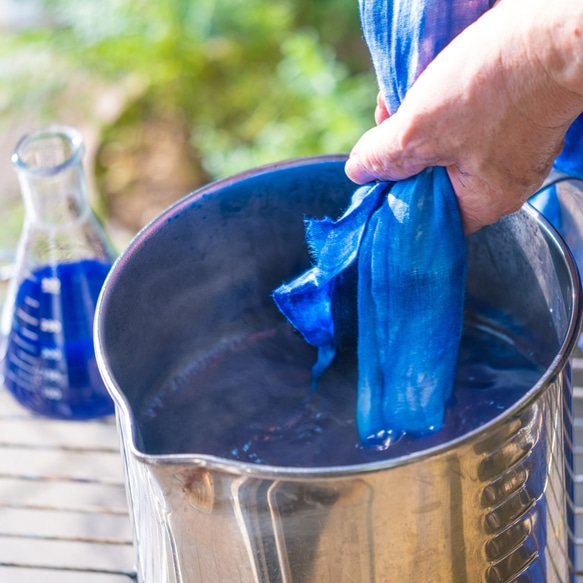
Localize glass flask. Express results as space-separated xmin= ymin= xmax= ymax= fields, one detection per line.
xmin=0 ymin=125 xmax=117 ymax=419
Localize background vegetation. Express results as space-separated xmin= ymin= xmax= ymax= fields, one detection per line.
xmin=0 ymin=0 xmax=377 ymax=237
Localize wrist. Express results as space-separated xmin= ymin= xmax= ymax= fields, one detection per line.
xmin=522 ymin=0 xmax=583 ymax=100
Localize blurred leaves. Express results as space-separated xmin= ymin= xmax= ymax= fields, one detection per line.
xmin=2 ymin=0 xmax=375 ymax=161
xmin=0 ymin=0 xmax=377 ymax=223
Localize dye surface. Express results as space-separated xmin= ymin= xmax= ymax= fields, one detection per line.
xmin=3 ymin=259 xmax=114 ymax=419
xmin=139 ymin=317 xmax=543 ymax=467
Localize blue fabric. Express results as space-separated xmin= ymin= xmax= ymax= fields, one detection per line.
xmin=359 ymin=0 xmax=492 ymax=116
xmin=274 ymin=0 xmax=479 ymax=445
xmin=529 ymin=114 xmax=583 ymax=242
xmin=355 ymin=168 xmax=466 ymax=441
xmin=529 ymin=185 xmax=562 ymax=232
xmin=275 ymin=0 xmax=583 ymax=445
xmin=555 ymin=115 xmax=583 ymax=179
xmin=273 ymin=183 xmax=387 ymax=390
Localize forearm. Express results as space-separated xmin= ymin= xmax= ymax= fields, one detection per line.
xmin=526 ymin=0 xmax=583 ymax=99
xmin=493 ymin=0 xmax=583 ymax=135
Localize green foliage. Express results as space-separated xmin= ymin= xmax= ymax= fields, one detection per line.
xmin=1 ymin=0 xmax=377 ymax=179
xmin=196 ymin=31 xmax=376 ymax=175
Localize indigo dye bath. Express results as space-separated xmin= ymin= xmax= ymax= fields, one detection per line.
xmin=139 ymin=314 xmax=543 ymax=467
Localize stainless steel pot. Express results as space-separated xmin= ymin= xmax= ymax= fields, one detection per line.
xmin=95 ymin=155 xmax=582 ymax=583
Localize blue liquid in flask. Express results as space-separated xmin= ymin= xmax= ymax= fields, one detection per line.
xmin=3 ymin=124 xmax=117 ymax=419
xmin=3 ymin=259 xmax=114 ymax=419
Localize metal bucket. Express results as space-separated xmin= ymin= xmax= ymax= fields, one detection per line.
xmin=95 ymin=155 xmax=582 ymax=582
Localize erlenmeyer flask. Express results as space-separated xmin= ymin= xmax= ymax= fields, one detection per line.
xmin=0 ymin=125 xmax=117 ymax=419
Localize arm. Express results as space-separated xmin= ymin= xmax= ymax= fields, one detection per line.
xmin=346 ymin=0 xmax=583 ymax=234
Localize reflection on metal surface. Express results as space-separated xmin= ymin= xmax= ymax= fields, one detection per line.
xmin=180 ymin=468 xmax=215 ymax=514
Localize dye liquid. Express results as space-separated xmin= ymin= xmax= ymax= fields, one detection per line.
xmin=139 ymin=316 xmax=543 ymax=467
xmin=3 ymin=259 xmax=114 ymax=419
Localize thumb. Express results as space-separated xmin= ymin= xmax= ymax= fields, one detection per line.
xmin=345 ymin=116 xmax=440 ymax=185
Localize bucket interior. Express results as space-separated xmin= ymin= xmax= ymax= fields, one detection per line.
xmin=96 ymin=156 xmax=579 ymax=464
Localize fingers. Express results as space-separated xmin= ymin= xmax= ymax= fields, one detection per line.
xmin=344 ymin=155 xmax=379 ymax=184
xmin=345 ymin=0 xmax=580 ymax=232
xmin=345 ymin=116 xmax=441 ymax=184
xmin=347 ymin=0 xmax=583 ymax=232
xmin=374 ymin=92 xmax=390 ymax=125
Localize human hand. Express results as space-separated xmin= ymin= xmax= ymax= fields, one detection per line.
xmin=374 ymin=91 xmax=389 ymax=126
xmin=346 ymin=0 xmax=583 ymax=234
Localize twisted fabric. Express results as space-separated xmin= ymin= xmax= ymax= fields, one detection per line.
xmin=275 ymin=0 xmax=583 ymax=446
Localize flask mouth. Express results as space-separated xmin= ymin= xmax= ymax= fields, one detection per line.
xmin=11 ymin=125 xmax=84 ymax=177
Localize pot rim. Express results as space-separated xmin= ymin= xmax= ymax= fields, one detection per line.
xmin=94 ymin=154 xmax=583 ymax=479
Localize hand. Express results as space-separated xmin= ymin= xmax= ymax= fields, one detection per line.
xmin=346 ymin=0 xmax=583 ymax=234
xmin=374 ymin=91 xmax=389 ymax=126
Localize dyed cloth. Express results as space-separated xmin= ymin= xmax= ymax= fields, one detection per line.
xmin=554 ymin=115 xmax=583 ymax=180
xmin=275 ymin=0 xmax=480 ymax=446
xmin=274 ymin=0 xmax=583 ymax=446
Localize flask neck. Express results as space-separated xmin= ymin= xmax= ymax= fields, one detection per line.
xmin=12 ymin=126 xmax=90 ymax=228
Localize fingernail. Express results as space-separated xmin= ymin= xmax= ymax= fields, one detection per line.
xmin=345 ymin=155 xmax=377 ymax=184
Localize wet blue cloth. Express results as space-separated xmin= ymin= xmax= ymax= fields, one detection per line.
xmin=529 ymin=115 xmax=583 ymax=258
xmin=554 ymin=115 xmax=583 ymax=180
xmin=275 ymin=0 xmax=583 ymax=445
xmin=275 ymin=0 xmax=482 ymax=445
xmin=273 ymin=183 xmax=387 ymax=392
xmin=355 ymin=168 xmax=466 ymax=440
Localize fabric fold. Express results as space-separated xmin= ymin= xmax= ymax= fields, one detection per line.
xmin=274 ymin=0 xmax=477 ymax=445
xmin=356 ymin=167 xmax=466 ymax=444
xmin=274 ymin=0 xmax=583 ymax=445
xmin=274 ymin=164 xmax=466 ymax=444
xmin=273 ymin=183 xmax=387 ymax=388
